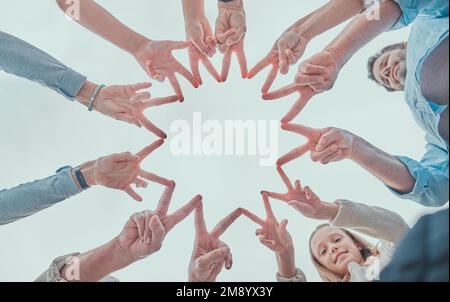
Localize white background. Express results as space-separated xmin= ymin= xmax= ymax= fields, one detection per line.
xmin=0 ymin=0 xmax=447 ymax=282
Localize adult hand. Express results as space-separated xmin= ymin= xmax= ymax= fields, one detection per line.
xmin=215 ymin=0 xmax=248 ymax=81
xmin=262 ymin=167 xmax=339 ymax=221
xmin=189 ymin=203 xmax=243 ymax=282
xmin=262 ymin=84 xmax=316 ymax=123
xmin=134 ymin=39 xmax=197 ymax=101
xmin=248 ymin=28 xmax=310 ymax=94
xmin=294 ymin=50 xmax=340 ymax=93
xmin=277 ymin=123 xmax=356 ymax=167
xmin=82 ymin=139 xmax=172 ymax=202
xmin=116 ymin=183 xmax=202 ymax=262
xmin=184 ymin=0 xmax=221 ymax=85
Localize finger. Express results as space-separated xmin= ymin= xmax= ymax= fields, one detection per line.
xmin=277 ymin=40 xmax=289 ymax=75
xmin=286 ymin=49 xmax=296 ymax=65
xmin=321 ymin=149 xmax=343 ymax=165
xmin=262 ymin=193 xmax=276 ymax=220
xmin=280 ymin=123 xmax=317 ymax=139
xmin=205 ymin=36 xmax=217 ymax=54
xmin=221 ymin=48 xmax=233 ymax=82
xmin=298 ymin=62 xmax=327 ymax=74
xmin=168 ymin=74 xmax=184 ymax=102
xmin=196 ymin=247 xmax=230 ymax=270
xmin=130 ymin=82 xmax=152 ymax=92
xmin=294 ymin=180 xmax=302 ymax=191
xmin=117 ymin=151 xmax=140 ymax=162
xmin=234 ymin=42 xmax=248 ymax=78
xmin=125 ymin=186 xmax=143 ymax=202
xmin=310 ymin=144 xmax=338 ymax=162
xmin=261 ymin=238 xmax=276 ymax=247
xmin=224 ymin=252 xmax=233 ymax=270
xmin=133 ymin=212 xmax=146 ymax=240
xmin=262 ymin=84 xmax=298 ymax=100
xmin=146 ymin=61 xmax=164 ymax=81
xmin=216 ymin=28 xmax=237 ymax=44
xmin=289 ymin=200 xmax=315 ymax=215
xmin=261 ymin=65 xmax=279 ymax=94
xmin=194 ymin=202 xmax=208 ymax=236
xmin=280 ymin=219 xmax=289 ymax=232
xmin=276 ymin=166 xmax=294 ymax=191
xmin=135 ymin=139 xmax=165 ymax=160
xmin=134 ymin=178 xmax=148 ymax=189
xmin=143 ymin=212 xmax=153 ymax=244
xmin=169 ymin=40 xmax=191 ymax=50
xmin=189 ymin=52 xmax=202 ymax=86
xmin=294 ymin=74 xmax=325 ymax=86
xmin=276 ymin=144 xmax=311 ymax=166
xmin=115 ymin=113 xmax=142 ymax=128
xmin=241 ymin=208 xmax=265 ymax=226
xmin=211 ymin=208 xmax=243 ymax=238
xmin=281 ymin=87 xmax=316 ymax=123
xmin=247 ymin=55 xmax=271 ymax=79
xmin=138 ymin=114 xmax=167 ymax=139
xmin=304 ymin=186 xmax=313 ymax=200
xmin=225 ymin=27 xmax=245 ymax=46
xmin=149 ymin=215 xmax=165 ymax=251
xmin=142 ymin=95 xmax=179 ymax=108
xmin=192 ymin=37 xmax=212 ymax=57
xmin=130 ymin=92 xmax=152 ymax=104
xmin=139 ymin=170 xmax=172 ymax=187
xmin=261 ymin=191 xmax=288 ymax=202
xmin=201 ymin=57 xmax=222 ymax=83
xmin=316 ymin=130 xmax=342 ymax=152
xmin=175 ymin=62 xmax=198 ymax=88
xmin=255 ymin=229 xmax=265 ymax=236
xmin=166 ymin=195 xmax=203 ymax=231
xmin=155 ymin=181 xmax=176 ymax=215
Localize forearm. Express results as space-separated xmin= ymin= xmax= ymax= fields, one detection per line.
xmin=0 ymin=31 xmax=86 ymax=100
xmin=351 ymin=136 xmax=416 ymax=194
xmin=325 ymin=0 xmax=402 ymax=68
xmin=291 ymin=0 xmax=365 ymax=41
xmin=0 ymin=167 xmax=81 ymax=225
xmin=56 ymin=0 xmax=148 ymax=56
xmin=183 ymin=0 xmax=206 ymax=20
xmin=60 ymin=237 xmax=132 ymax=282
xmin=276 ymin=247 xmax=297 ymax=279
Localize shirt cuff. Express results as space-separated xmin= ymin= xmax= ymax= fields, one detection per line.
xmin=276 ymin=268 xmax=307 ymax=282
xmin=57 ymin=68 xmax=87 ymax=101
xmin=55 ymin=166 xmax=82 ymax=197
xmin=330 ymin=200 xmax=354 ymax=227
xmin=386 ymin=156 xmax=428 ymax=199
xmin=390 ymin=0 xmax=418 ymax=30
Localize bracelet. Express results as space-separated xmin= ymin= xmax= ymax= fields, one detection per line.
xmin=88 ymin=84 xmax=106 ymax=112
xmin=72 ymin=166 xmax=90 ymax=190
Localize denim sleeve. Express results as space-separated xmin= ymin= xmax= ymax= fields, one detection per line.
xmin=387 ymin=135 xmax=449 ymax=207
xmin=0 ymin=31 xmax=87 ymax=100
xmin=0 ymin=167 xmax=82 ymax=225
xmin=391 ymin=0 xmax=449 ymax=30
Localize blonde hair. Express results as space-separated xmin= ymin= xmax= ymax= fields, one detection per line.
xmin=309 ymin=224 xmax=379 ymax=282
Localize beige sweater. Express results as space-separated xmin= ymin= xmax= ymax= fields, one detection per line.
xmin=276 ymin=200 xmax=411 ymax=282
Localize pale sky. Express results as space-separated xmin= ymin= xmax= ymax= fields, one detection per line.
xmin=0 ymin=0 xmax=447 ymax=282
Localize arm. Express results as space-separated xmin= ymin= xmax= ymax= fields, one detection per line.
xmin=0 ymin=167 xmax=82 ymax=226
xmin=0 ymin=31 xmax=86 ymax=100
xmin=352 ymin=134 xmax=449 ymax=207
xmin=330 ymin=200 xmax=410 ymax=244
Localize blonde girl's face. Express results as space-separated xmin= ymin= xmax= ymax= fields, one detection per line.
xmin=310 ymin=226 xmax=364 ymax=276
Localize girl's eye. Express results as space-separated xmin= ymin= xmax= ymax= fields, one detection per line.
xmin=320 ymin=249 xmax=326 ymax=256
xmin=335 ymin=237 xmax=342 ymax=242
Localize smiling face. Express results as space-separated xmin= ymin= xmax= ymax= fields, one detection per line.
xmin=310 ymin=226 xmax=364 ymax=277
xmin=372 ymin=48 xmax=407 ymax=91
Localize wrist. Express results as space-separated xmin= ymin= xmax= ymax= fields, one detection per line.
xmin=131 ymin=37 xmax=153 ymax=59
xmin=349 ymin=135 xmax=367 ymax=162
xmin=219 ymin=0 xmax=243 ymax=9
xmin=325 ymin=46 xmax=347 ymax=70
xmin=183 ymin=0 xmax=206 ymax=19
xmin=79 ymin=160 xmax=97 ymax=186
xmin=75 ymin=81 xmax=97 ymax=107
xmin=323 ymin=202 xmax=340 ymax=221
xmin=276 ymin=245 xmax=297 ymax=278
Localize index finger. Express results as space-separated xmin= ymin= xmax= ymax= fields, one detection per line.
xmin=194 ymin=202 xmax=208 ymax=236
xmin=241 ymin=208 xmax=265 ymax=226
xmin=281 ymin=123 xmax=318 ymax=139
xmin=277 ymin=166 xmax=294 ymax=191
xmin=166 ymin=195 xmax=203 ymax=231
xmin=211 ymin=208 xmax=243 ymax=238
xmin=262 ymin=84 xmax=299 ymax=101
xmin=135 ymin=139 xmax=165 ymax=160
xmin=156 ymin=181 xmax=176 ymax=215
xmin=247 ymin=55 xmax=272 ymax=79
xmin=262 ymin=193 xmax=276 ymax=220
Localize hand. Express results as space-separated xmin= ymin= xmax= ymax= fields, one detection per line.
xmin=277 ymin=123 xmax=357 ymax=167
xmin=189 ymin=203 xmax=243 ymax=282
xmin=134 ymin=39 xmax=197 ymax=101
xmin=83 ymin=139 xmax=172 ymax=202
xmin=184 ymin=0 xmax=221 ymax=85
xmin=215 ymin=0 xmax=248 ymax=81
xmin=294 ymin=50 xmax=340 ymax=93
xmin=262 ymin=84 xmax=316 ymax=123
xmin=248 ymin=28 xmax=310 ymax=94
xmin=262 ymin=167 xmax=339 ymax=221
xmin=242 ymin=194 xmax=293 ymax=255
xmin=116 ymin=183 xmax=202 ymax=262
xmin=96 ymin=83 xmax=179 ymax=138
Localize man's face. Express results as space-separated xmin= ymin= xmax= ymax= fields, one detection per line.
xmin=372 ymin=48 xmax=407 ymax=91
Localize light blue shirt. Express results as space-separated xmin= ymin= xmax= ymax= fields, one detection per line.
xmin=0 ymin=167 xmax=82 ymax=225
xmin=388 ymin=1 xmax=449 ymax=206
xmin=0 ymin=31 xmax=87 ymax=100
